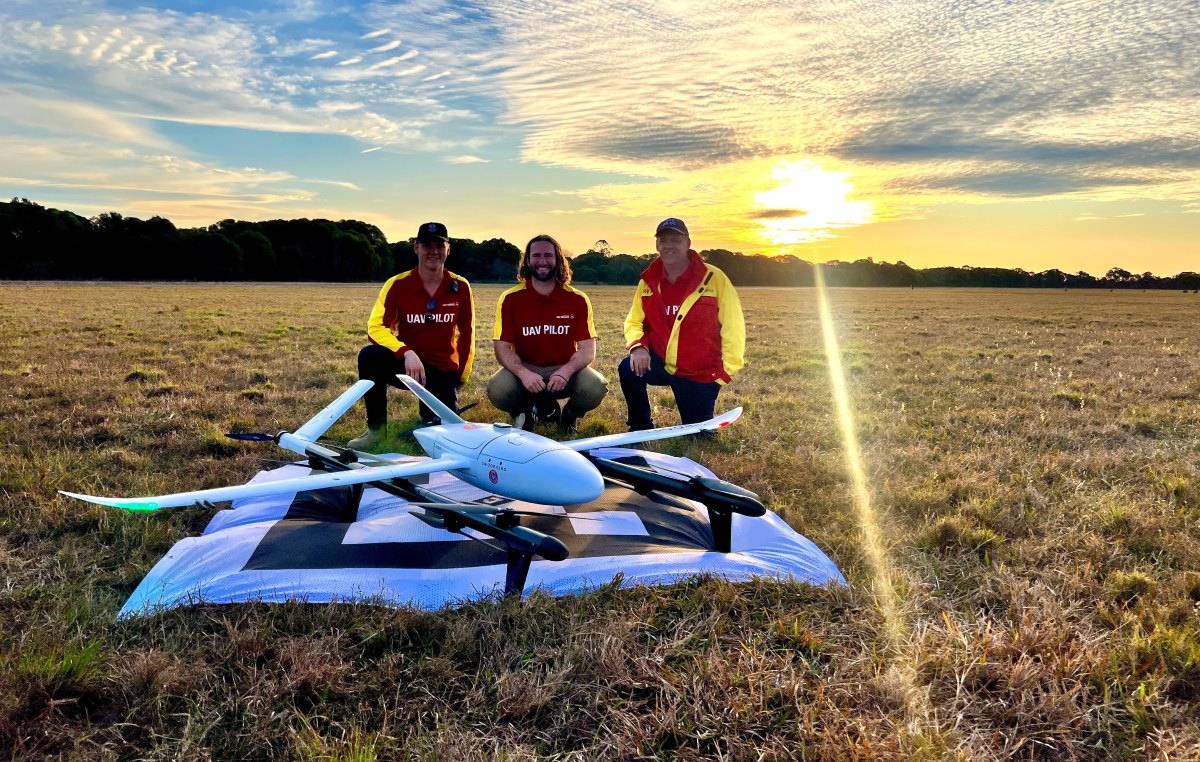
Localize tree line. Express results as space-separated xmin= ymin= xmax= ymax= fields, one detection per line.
xmin=3 ymin=199 xmax=1198 ymax=289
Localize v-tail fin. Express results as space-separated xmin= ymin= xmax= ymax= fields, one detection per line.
xmin=396 ymin=374 xmax=465 ymax=424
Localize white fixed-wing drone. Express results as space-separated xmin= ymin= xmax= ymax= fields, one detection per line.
xmin=61 ymin=375 xmax=742 ymax=512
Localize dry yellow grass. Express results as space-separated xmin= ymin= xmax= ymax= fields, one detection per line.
xmin=1 ymin=282 xmax=1198 ymax=759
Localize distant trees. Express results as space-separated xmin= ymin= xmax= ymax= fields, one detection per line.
xmin=3 ymin=199 xmax=1198 ymax=289
xmin=1 ymin=198 xmax=94 ymax=278
xmin=1 ymin=200 xmax=394 ymax=282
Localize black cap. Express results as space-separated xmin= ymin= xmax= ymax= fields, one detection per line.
xmin=655 ymin=217 xmax=689 ymax=237
xmin=416 ymin=221 xmax=449 ymax=242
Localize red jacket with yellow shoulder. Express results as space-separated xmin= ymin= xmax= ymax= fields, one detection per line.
xmin=367 ymin=269 xmax=475 ymax=381
xmin=624 ymin=250 xmax=745 ymax=384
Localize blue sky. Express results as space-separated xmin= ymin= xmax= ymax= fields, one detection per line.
xmin=2 ymin=0 xmax=1198 ymax=273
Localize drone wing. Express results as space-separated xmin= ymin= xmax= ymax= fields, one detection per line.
xmin=59 ymin=455 xmax=470 ymax=512
xmin=560 ymin=407 xmax=742 ymax=453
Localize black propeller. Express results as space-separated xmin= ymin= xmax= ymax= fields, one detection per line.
xmin=224 ymin=432 xmax=275 ymax=442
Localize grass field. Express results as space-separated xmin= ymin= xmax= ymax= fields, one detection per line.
xmin=1 ymin=282 xmax=1198 ymax=759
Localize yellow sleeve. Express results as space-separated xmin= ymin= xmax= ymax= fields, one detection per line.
xmin=493 ymin=285 xmax=521 ymax=342
xmin=623 ymin=280 xmax=649 ymax=350
xmin=715 ymin=271 xmax=745 ymax=380
xmin=456 ymin=277 xmax=476 ymax=383
xmin=366 ymin=275 xmax=404 ymax=353
xmin=576 ymin=287 xmax=598 ymax=340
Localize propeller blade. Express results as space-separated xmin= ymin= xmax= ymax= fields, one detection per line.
xmin=225 ymin=432 xmax=275 ymax=441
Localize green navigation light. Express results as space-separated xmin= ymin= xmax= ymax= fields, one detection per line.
xmin=121 ymin=501 xmax=161 ymax=512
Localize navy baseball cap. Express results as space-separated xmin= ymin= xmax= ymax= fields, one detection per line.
xmin=655 ymin=218 xmax=689 ymax=237
xmin=416 ymin=221 xmax=449 ymax=242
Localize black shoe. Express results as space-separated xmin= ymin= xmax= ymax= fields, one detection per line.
xmin=628 ymin=420 xmax=655 ymax=432
xmin=538 ymin=398 xmax=561 ymax=424
xmin=559 ymin=409 xmax=579 ymax=434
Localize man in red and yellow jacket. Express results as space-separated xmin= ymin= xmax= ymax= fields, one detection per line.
xmin=619 ymin=217 xmax=745 ymax=430
xmin=348 ymin=221 xmax=474 ymax=448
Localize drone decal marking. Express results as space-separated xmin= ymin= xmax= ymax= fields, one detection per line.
xmin=489 ymin=469 xmax=499 ymax=484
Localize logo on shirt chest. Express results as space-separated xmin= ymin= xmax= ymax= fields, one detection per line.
xmin=665 ymin=305 xmax=681 ymax=316
xmin=521 ymin=324 xmax=571 ymax=336
xmin=408 ymin=312 xmax=454 ymax=324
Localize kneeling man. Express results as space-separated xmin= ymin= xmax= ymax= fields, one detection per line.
xmin=488 ymin=234 xmax=607 ymax=432
xmin=619 ymin=217 xmax=745 ymax=429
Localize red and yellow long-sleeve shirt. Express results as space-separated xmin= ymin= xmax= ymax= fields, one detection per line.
xmin=624 ymin=250 xmax=745 ymax=384
xmin=493 ymin=281 xmax=597 ymax=367
xmin=367 ymin=269 xmax=475 ymax=381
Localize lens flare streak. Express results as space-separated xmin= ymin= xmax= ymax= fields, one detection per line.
xmin=813 ymin=265 xmax=931 ymax=725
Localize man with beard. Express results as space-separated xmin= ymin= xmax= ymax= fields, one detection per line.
xmin=487 ymin=234 xmax=607 ymax=433
xmin=348 ymin=222 xmax=474 ymax=449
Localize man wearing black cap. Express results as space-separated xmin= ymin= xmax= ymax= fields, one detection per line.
xmin=619 ymin=217 xmax=745 ymax=430
xmin=348 ymin=222 xmax=475 ymax=449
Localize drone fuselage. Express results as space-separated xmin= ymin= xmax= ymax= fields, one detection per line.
xmin=413 ymin=422 xmax=605 ymax=506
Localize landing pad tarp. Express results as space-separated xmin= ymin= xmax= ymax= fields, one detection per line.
xmin=118 ymin=448 xmax=844 ymax=619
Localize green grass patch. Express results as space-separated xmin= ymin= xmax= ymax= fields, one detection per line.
xmin=2 ymin=284 xmax=1199 ymax=757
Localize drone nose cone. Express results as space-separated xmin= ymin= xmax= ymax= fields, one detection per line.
xmin=533 ymin=449 xmax=605 ymax=505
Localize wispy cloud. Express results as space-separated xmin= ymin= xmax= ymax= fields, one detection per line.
xmin=0 ymin=4 xmax=489 ymax=153
xmin=0 ymin=134 xmax=296 ymax=197
xmin=0 ymin=86 xmax=172 ymax=148
xmin=365 ymin=52 xmax=420 ymax=71
xmin=470 ymin=0 xmax=1200 ymax=203
xmin=308 ymin=179 xmax=362 ymax=191
xmin=2 ymin=0 xmax=1196 ymax=261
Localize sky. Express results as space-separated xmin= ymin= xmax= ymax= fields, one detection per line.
xmin=2 ymin=0 xmax=1197 ymax=275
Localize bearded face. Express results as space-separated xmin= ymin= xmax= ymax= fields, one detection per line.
xmin=527 ymin=240 xmax=558 ymax=282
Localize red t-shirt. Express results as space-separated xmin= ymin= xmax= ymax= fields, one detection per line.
xmin=493 ymin=282 xmax=597 ymax=367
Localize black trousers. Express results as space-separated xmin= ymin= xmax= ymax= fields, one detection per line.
xmin=618 ymin=350 xmax=721 ymax=429
xmin=357 ymin=344 xmax=459 ymax=426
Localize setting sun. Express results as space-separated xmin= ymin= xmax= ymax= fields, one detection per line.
xmin=754 ymin=161 xmax=874 ymax=246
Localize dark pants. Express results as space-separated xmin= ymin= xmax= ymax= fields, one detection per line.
xmin=358 ymin=344 xmax=458 ymax=426
xmin=618 ymin=351 xmax=721 ymax=429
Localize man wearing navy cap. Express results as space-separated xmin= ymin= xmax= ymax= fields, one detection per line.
xmin=348 ymin=222 xmax=475 ymax=449
xmin=619 ymin=217 xmax=745 ymax=430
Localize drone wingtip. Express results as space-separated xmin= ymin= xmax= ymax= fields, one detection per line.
xmin=59 ymin=490 xmax=161 ymax=512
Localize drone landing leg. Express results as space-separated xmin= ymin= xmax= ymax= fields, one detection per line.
xmin=348 ymin=483 xmax=364 ymax=516
xmin=708 ymin=508 xmax=733 ymax=553
xmin=504 ymin=550 xmax=534 ymax=598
